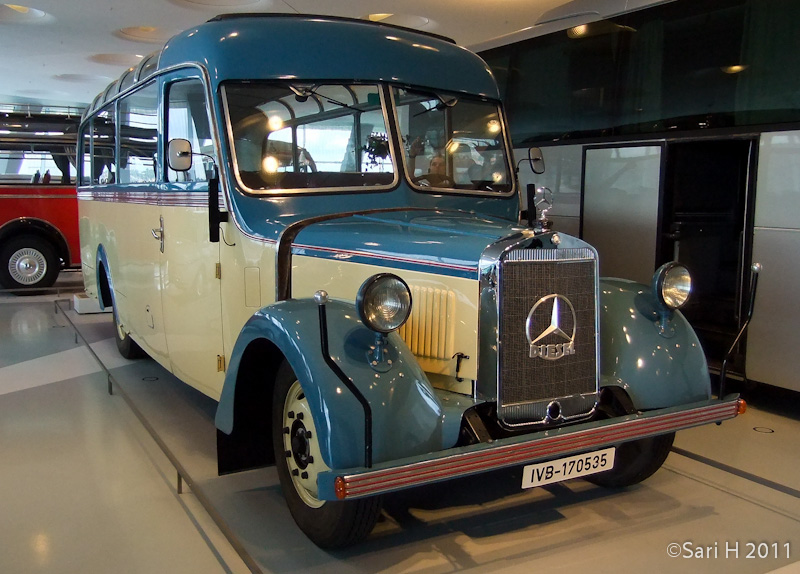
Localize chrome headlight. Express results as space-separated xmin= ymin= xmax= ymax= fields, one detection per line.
xmin=356 ymin=274 xmax=412 ymax=333
xmin=652 ymin=262 xmax=691 ymax=310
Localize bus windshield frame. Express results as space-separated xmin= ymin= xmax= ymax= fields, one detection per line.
xmin=221 ymin=81 xmax=514 ymax=197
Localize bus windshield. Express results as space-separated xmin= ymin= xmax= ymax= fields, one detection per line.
xmin=223 ymin=82 xmax=395 ymax=193
xmin=394 ymin=87 xmax=513 ymax=194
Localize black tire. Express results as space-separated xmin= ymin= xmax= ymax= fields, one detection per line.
xmin=272 ymin=360 xmax=381 ymax=548
xmin=586 ymin=432 xmax=675 ymax=488
xmin=0 ymin=235 xmax=59 ymax=291
xmin=112 ymin=303 xmax=145 ymax=359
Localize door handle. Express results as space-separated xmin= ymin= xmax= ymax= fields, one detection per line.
xmin=151 ymin=216 xmax=164 ymax=253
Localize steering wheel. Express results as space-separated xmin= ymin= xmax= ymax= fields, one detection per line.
xmin=412 ymin=173 xmax=455 ymax=187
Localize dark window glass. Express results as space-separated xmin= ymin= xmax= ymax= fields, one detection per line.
xmin=483 ymin=0 xmax=800 ymax=144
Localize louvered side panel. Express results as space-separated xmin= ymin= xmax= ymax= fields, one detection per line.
xmin=398 ymin=286 xmax=455 ymax=361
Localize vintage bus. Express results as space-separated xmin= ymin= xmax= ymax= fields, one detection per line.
xmin=0 ymin=107 xmax=80 ymax=290
xmin=476 ymin=0 xmax=800 ymax=393
xmin=78 ymin=14 xmax=743 ymax=548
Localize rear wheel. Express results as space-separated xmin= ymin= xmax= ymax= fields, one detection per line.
xmin=0 ymin=235 xmax=59 ymax=291
xmin=272 ymin=361 xmax=381 ymax=548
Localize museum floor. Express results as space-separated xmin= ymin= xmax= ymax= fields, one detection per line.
xmin=1 ymin=272 xmax=798 ymax=574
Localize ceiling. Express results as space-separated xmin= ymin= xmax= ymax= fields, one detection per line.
xmin=0 ymin=0 xmax=645 ymax=111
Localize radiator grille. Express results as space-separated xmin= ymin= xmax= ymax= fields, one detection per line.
xmin=498 ymin=248 xmax=598 ymax=425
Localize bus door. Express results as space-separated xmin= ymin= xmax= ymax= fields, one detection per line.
xmin=113 ymin=86 xmax=169 ymax=364
xmin=159 ymin=78 xmax=226 ymax=399
xmin=659 ymin=139 xmax=755 ymax=372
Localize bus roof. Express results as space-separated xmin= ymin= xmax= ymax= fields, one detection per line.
xmin=87 ymin=14 xmax=500 ymax=116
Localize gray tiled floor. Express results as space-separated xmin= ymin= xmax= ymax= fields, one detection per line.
xmin=1 ymin=273 xmax=798 ymax=573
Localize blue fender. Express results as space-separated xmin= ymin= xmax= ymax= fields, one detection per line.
xmin=599 ymin=278 xmax=711 ymax=409
xmin=215 ymin=298 xmax=454 ymax=470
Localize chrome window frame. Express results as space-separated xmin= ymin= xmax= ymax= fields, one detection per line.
xmin=220 ymin=82 xmax=399 ymax=196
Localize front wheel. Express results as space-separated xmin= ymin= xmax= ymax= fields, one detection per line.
xmin=272 ymin=361 xmax=381 ymax=548
xmin=0 ymin=235 xmax=59 ymax=291
xmin=586 ymin=432 xmax=675 ymax=488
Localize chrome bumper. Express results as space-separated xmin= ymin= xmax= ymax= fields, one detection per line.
xmin=317 ymin=395 xmax=742 ymax=500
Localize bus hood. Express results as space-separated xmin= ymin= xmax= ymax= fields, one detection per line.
xmin=291 ymin=210 xmax=525 ymax=280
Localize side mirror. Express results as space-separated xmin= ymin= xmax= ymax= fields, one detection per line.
xmin=528 ymin=147 xmax=545 ymax=175
xmin=168 ymin=138 xmax=193 ymax=172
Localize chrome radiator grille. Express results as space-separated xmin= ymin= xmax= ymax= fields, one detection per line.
xmin=497 ymin=247 xmax=598 ymax=425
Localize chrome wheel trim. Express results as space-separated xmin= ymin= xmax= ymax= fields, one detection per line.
xmin=282 ymin=380 xmax=329 ymax=509
xmin=8 ymin=248 xmax=47 ymax=285
xmin=113 ymin=307 xmax=128 ymax=341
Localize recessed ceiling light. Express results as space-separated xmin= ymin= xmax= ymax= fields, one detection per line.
xmin=721 ymin=65 xmax=748 ymax=74
xmin=0 ymin=4 xmax=54 ymax=23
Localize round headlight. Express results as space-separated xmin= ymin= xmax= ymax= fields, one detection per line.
xmin=653 ymin=262 xmax=692 ymax=309
xmin=356 ymin=274 xmax=412 ymax=333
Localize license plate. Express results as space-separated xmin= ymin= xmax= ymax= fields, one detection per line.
xmin=521 ymin=447 xmax=616 ymax=489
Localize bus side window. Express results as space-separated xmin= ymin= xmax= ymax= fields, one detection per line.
xmin=119 ymin=81 xmax=158 ymax=184
xmin=167 ymin=79 xmax=215 ymax=183
xmin=92 ymin=105 xmax=116 ymax=185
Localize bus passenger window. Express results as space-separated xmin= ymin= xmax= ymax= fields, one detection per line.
xmin=167 ymin=79 xmax=215 ymax=183
xmin=92 ymin=105 xmax=116 ymax=185
xmin=119 ymin=81 xmax=158 ymax=184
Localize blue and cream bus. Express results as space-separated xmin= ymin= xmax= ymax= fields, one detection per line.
xmin=476 ymin=0 xmax=800 ymax=394
xmin=78 ymin=14 xmax=742 ymax=547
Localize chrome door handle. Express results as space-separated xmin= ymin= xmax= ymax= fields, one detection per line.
xmin=151 ymin=216 xmax=164 ymax=253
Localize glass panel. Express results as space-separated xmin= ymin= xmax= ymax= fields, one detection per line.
xmin=92 ymin=105 xmax=116 ymax=185
xmin=394 ymin=87 xmax=512 ymax=193
xmin=119 ymin=81 xmax=158 ymax=184
xmin=485 ymin=0 xmax=800 ymax=143
xmin=224 ymin=82 xmax=394 ymax=191
xmin=167 ymin=79 xmax=214 ymax=183
xmin=0 ymin=149 xmax=75 ymax=185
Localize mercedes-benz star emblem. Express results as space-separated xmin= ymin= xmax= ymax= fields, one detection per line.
xmin=525 ymin=294 xmax=577 ymax=360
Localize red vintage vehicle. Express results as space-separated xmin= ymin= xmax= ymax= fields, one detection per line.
xmin=0 ymin=108 xmax=80 ymax=290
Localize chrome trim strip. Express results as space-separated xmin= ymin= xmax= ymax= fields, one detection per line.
xmin=77 ymin=189 xmax=210 ymax=208
xmin=322 ymin=397 xmax=741 ymax=500
xmin=294 ymin=242 xmax=477 ymax=274
xmin=476 ymin=229 xmax=538 ymax=400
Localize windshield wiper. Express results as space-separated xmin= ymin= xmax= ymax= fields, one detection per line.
xmin=289 ymin=84 xmax=359 ymax=111
xmin=413 ymin=94 xmax=458 ymax=117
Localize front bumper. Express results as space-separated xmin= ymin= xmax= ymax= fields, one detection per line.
xmin=317 ymin=395 xmax=742 ymax=500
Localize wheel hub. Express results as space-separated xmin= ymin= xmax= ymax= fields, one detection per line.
xmin=9 ymin=248 xmax=47 ymax=284
xmin=290 ymin=420 xmax=311 ymax=469
xmin=282 ymin=380 xmax=330 ymax=509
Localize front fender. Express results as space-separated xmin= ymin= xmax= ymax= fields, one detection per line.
xmin=599 ymin=278 xmax=711 ymax=409
xmin=215 ymin=298 xmax=451 ymax=470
